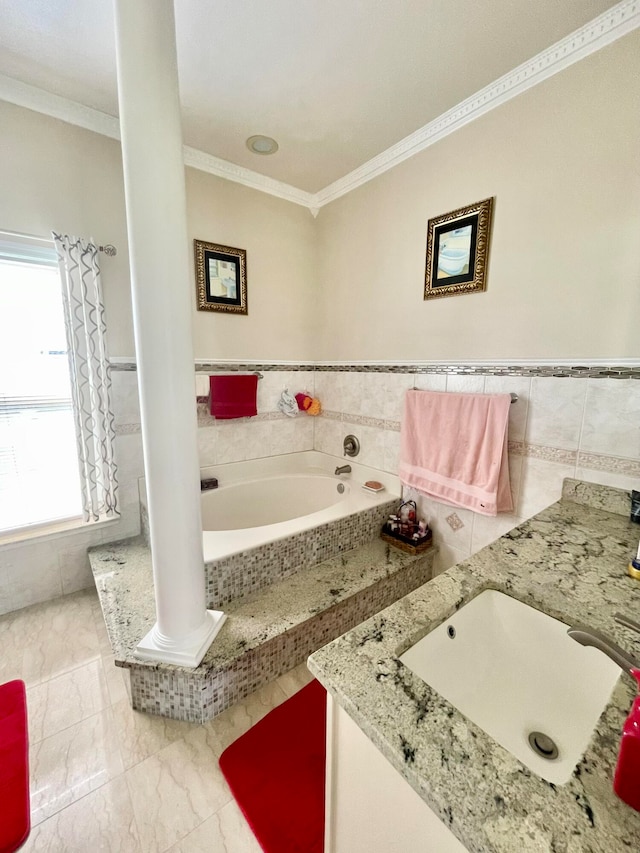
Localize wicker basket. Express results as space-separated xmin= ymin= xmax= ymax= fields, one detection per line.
xmin=381 ymin=529 xmax=433 ymax=555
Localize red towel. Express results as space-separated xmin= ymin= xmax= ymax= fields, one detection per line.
xmin=0 ymin=680 xmax=30 ymax=853
xmin=209 ymin=374 xmax=258 ymax=419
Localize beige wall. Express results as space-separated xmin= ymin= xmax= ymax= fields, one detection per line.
xmin=0 ymin=100 xmax=318 ymax=361
xmin=185 ymin=169 xmax=317 ymax=361
xmin=0 ymin=100 xmax=135 ymax=356
xmin=314 ymin=31 xmax=640 ymax=361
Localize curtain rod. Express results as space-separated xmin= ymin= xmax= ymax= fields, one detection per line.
xmin=0 ymin=229 xmax=117 ymax=256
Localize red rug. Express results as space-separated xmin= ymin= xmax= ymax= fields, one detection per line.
xmin=219 ymin=679 xmax=326 ymax=853
xmin=0 ymin=679 xmax=30 ymax=853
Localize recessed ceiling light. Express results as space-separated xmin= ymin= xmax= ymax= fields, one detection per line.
xmin=246 ymin=135 xmax=279 ymax=155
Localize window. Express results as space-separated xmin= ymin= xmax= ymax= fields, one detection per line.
xmin=0 ymin=238 xmax=83 ymax=534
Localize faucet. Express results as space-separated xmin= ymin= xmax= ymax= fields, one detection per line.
xmin=567 ymin=624 xmax=640 ymax=675
xmin=335 ymin=464 xmax=351 ymax=476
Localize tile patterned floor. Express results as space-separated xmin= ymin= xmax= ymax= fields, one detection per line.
xmin=0 ymin=589 xmax=315 ymax=852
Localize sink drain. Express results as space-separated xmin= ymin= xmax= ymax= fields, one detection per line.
xmin=528 ymin=731 xmax=559 ymax=760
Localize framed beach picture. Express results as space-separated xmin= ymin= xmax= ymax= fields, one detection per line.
xmin=424 ymin=197 xmax=493 ymax=300
xmin=194 ymin=240 xmax=247 ymax=314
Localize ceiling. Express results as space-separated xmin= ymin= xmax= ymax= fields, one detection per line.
xmin=0 ymin=0 xmax=625 ymax=194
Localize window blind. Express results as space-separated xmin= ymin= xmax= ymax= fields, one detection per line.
xmin=0 ymin=240 xmax=83 ymax=533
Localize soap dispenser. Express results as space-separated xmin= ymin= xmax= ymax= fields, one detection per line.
xmin=613 ymin=668 xmax=640 ymax=811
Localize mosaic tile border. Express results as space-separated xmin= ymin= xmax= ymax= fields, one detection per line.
xmin=110 ymin=361 xmax=640 ymax=380
xmin=511 ymin=442 xmax=577 ymax=466
xmin=121 ymin=418 xmax=639 ymax=479
xmin=127 ymin=550 xmax=434 ymax=722
xmin=316 ymin=364 xmax=640 ymax=379
xmin=577 ymin=453 xmax=640 ymax=478
xmin=205 ymin=500 xmax=396 ymax=609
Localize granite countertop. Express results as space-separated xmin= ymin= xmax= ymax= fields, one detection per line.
xmin=308 ymin=481 xmax=640 ymax=852
xmin=89 ymin=537 xmax=431 ymax=675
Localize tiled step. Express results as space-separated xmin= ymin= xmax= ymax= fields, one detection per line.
xmin=90 ymin=537 xmax=435 ymax=722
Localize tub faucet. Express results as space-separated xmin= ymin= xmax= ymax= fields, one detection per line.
xmin=567 ymin=624 xmax=640 ymax=675
xmin=335 ymin=464 xmax=351 ymax=476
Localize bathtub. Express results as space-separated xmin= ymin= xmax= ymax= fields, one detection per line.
xmin=199 ymin=451 xmax=399 ymax=562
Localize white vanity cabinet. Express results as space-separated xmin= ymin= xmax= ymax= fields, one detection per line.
xmin=324 ymin=694 xmax=467 ymax=853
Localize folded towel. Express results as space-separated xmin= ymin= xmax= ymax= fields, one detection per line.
xmin=399 ymin=390 xmax=513 ymax=516
xmin=209 ymin=374 xmax=258 ymax=419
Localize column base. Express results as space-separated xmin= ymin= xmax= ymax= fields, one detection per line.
xmin=135 ymin=609 xmax=227 ymax=667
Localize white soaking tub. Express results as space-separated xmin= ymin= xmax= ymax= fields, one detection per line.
xmin=199 ymin=451 xmax=399 ymax=562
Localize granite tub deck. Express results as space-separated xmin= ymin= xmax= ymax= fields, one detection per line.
xmin=90 ymin=537 xmax=434 ymax=722
xmin=308 ymin=480 xmax=640 ymax=853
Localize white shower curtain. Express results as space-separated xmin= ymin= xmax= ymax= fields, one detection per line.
xmin=53 ymin=233 xmax=119 ymax=522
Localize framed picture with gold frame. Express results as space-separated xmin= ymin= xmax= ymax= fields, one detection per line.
xmin=424 ymin=197 xmax=493 ymax=300
xmin=194 ymin=240 xmax=247 ymax=314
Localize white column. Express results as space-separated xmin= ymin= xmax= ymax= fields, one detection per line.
xmin=113 ymin=0 xmax=225 ymax=666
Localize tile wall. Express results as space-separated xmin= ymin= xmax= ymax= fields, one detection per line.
xmin=2 ymin=361 xmax=638 ymax=615
xmin=313 ymin=369 xmax=640 ymax=575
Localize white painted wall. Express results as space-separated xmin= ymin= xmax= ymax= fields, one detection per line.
xmin=313 ymin=31 xmax=640 ymax=361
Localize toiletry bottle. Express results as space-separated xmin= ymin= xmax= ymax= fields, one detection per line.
xmin=613 ymin=668 xmax=640 ymax=811
xmin=628 ymin=539 xmax=640 ymax=581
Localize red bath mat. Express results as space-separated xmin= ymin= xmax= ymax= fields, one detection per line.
xmin=219 ymin=679 xmax=326 ymax=853
xmin=0 ymin=679 xmax=30 ymax=853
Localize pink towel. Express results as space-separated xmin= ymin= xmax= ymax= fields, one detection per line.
xmin=399 ymin=390 xmax=513 ymax=516
xmin=209 ymin=374 xmax=258 ymax=419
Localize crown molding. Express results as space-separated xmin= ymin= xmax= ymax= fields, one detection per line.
xmin=1 ymin=0 xmax=637 ymax=213
xmin=0 ymin=74 xmax=315 ymax=211
xmin=314 ymin=0 xmax=640 ymax=208
xmin=0 ymin=74 xmax=121 ymax=140
xmin=182 ymin=146 xmax=314 ymax=209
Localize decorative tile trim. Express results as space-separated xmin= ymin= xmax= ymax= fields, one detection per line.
xmin=577 ymin=452 xmax=640 ymax=478
xmin=343 ymin=413 xmax=387 ymax=429
xmin=321 ymin=410 xmax=343 ymax=421
xmin=196 ymin=407 xmax=285 ymax=426
xmin=110 ymin=361 xmax=316 ymax=373
xmin=445 ymin=513 xmax=465 ymax=532
xmin=319 ymin=415 xmax=639 ymax=479
xmin=312 ymin=363 xmax=640 ymax=379
xmin=194 ymin=362 xmax=315 ymax=372
xmin=110 ymin=360 xmax=640 ymax=379
xmin=519 ymin=443 xmax=578 ymax=466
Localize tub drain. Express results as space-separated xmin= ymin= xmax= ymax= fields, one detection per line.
xmin=528 ymin=731 xmax=559 ymax=760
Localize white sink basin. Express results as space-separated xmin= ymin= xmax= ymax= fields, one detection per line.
xmin=399 ymin=590 xmax=620 ymax=784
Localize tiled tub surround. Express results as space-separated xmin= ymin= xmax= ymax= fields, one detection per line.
xmin=203 ymin=498 xmax=396 ymax=608
xmin=4 ymin=359 xmax=635 ymax=618
xmin=308 ymin=480 xmax=640 ymax=852
xmin=140 ymin=450 xmax=400 ymax=607
xmin=312 ymin=367 xmax=640 ymax=575
xmin=90 ymin=537 xmax=435 ymax=722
